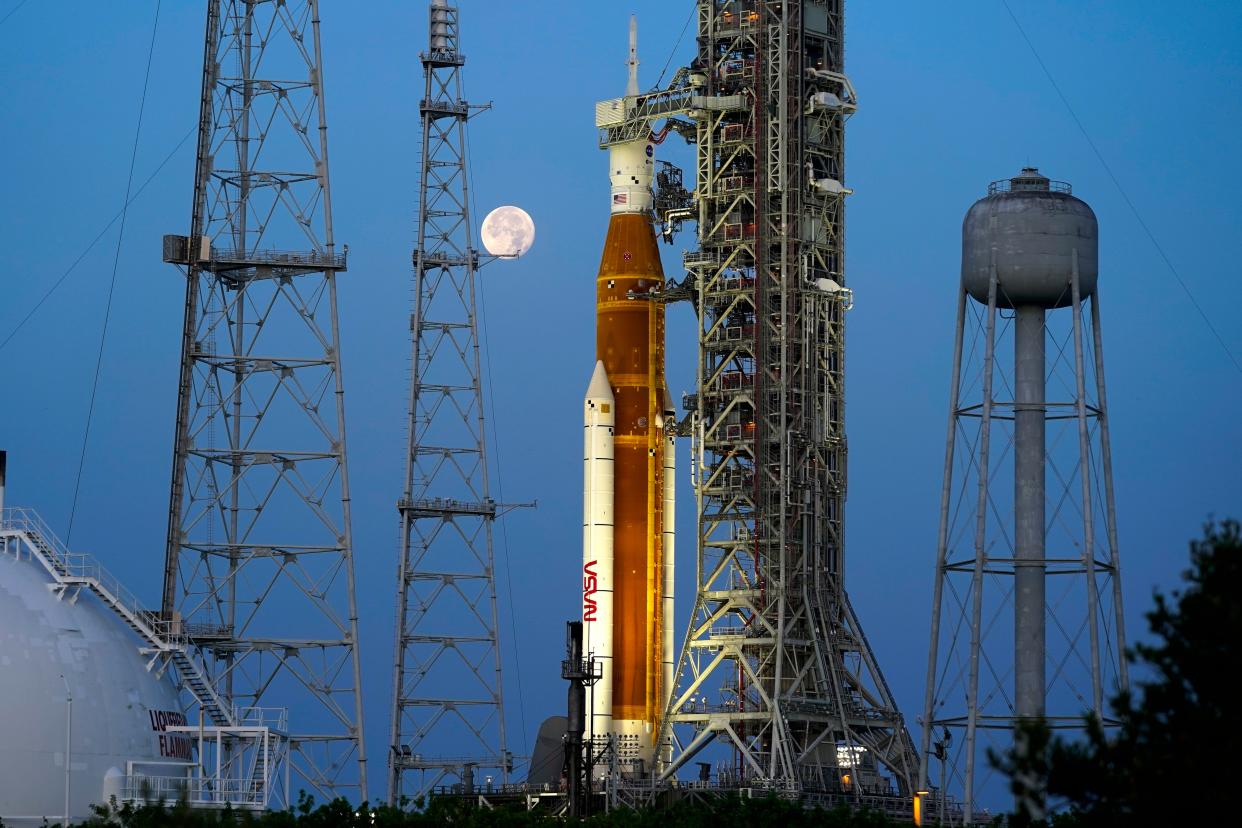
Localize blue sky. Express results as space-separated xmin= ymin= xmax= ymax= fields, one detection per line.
xmin=1 ymin=0 xmax=1239 ymax=808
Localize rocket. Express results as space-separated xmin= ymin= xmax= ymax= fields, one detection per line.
xmin=582 ymin=16 xmax=674 ymax=770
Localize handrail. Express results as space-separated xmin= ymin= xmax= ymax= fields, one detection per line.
xmin=209 ymin=247 xmax=347 ymax=269
xmin=1 ymin=506 xmax=181 ymax=643
xmin=1 ymin=506 xmax=236 ymax=727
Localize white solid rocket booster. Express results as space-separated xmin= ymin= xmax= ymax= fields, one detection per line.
xmin=583 ymin=360 xmax=615 ymax=743
xmin=660 ymin=390 xmax=676 ymax=765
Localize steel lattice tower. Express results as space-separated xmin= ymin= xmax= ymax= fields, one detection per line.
xmin=161 ymin=0 xmax=366 ymax=800
xmin=655 ymin=0 xmax=918 ymax=794
xmin=387 ymin=0 xmax=510 ymax=805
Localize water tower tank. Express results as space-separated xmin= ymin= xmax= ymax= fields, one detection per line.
xmin=962 ymin=167 xmax=1098 ymax=308
xmin=0 ymin=542 xmax=184 ymax=825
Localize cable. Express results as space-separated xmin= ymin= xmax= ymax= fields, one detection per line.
xmin=1000 ymin=0 xmax=1242 ymax=376
xmin=0 ymin=125 xmax=193 ymax=355
xmin=66 ymin=0 xmax=162 ymax=544
xmin=654 ymin=6 xmax=695 ymax=90
xmin=463 ymin=78 xmax=529 ymax=760
xmin=476 ymin=274 xmax=530 ymax=763
xmin=0 ymin=0 xmax=29 ymax=27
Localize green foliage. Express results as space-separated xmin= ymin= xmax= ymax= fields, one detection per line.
xmin=59 ymin=792 xmax=909 ymax=827
xmin=993 ymin=519 xmax=1242 ymax=827
xmin=574 ymin=796 xmax=901 ymax=828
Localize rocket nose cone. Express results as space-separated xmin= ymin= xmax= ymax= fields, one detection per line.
xmin=586 ymin=360 xmax=614 ymax=402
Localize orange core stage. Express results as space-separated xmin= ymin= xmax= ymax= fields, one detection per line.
xmin=596 ymin=211 xmax=667 ymax=731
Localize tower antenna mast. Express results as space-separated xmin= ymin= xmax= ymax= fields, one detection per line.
xmin=161 ymin=0 xmax=367 ymax=800
xmin=388 ymin=0 xmax=517 ymax=805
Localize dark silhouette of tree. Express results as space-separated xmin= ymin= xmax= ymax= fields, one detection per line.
xmin=62 ymin=792 xmax=908 ymax=827
xmin=993 ymin=518 xmax=1242 ymax=827
xmin=60 ymin=789 xmax=914 ymax=828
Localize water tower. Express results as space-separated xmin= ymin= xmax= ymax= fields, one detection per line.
xmin=919 ymin=169 xmax=1128 ymax=821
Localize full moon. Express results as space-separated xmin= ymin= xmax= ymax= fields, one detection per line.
xmin=480 ymin=205 xmax=535 ymax=258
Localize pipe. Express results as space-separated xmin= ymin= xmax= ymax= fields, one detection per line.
xmin=1013 ymin=304 xmax=1046 ymax=726
xmin=60 ymin=673 xmax=72 ymax=824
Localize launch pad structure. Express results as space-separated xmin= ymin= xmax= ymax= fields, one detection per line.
xmin=0 ymin=1 xmax=1147 ymax=823
xmin=585 ymin=0 xmax=920 ymax=808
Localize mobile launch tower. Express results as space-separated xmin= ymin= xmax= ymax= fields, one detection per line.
xmin=596 ymin=0 xmax=919 ymax=798
xmin=161 ymin=0 xmax=366 ymax=800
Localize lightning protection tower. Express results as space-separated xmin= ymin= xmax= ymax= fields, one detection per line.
xmin=644 ymin=0 xmax=919 ymax=796
xmin=161 ymin=0 xmax=366 ymax=800
xmin=919 ymin=168 xmax=1128 ymax=822
xmin=388 ymin=0 xmax=512 ymax=805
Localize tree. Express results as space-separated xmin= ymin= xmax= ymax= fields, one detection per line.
xmin=993 ymin=519 xmax=1242 ymax=826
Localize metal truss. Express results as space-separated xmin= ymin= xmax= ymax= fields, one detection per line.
xmin=387 ymin=0 xmax=512 ymax=806
xmin=124 ymin=709 xmax=292 ymax=812
xmin=919 ymin=267 xmax=1128 ymax=820
xmin=657 ymin=0 xmax=918 ymax=797
xmin=161 ymin=0 xmax=366 ymax=801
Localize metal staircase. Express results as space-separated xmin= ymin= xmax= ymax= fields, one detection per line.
xmin=249 ymin=730 xmax=277 ymax=799
xmin=0 ymin=506 xmax=234 ymax=727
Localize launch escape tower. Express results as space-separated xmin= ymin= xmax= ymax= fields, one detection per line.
xmin=388 ymin=0 xmax=513 ymax=805
xmin=596 ymin=0 xmax=918 ymax=796
xmin=919 ymin=170 xmax=1128 ymax=821
xmin=161 ymin=0 xmax=366 ymax=800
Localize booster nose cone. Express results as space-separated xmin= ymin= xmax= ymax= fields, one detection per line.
xmin=586 ymin=360 xmax=614 ymax=402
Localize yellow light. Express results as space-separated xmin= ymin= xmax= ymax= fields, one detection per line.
xmin=914 ymin=791 xmax=930 ymax=827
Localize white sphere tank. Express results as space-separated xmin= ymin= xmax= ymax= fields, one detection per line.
xmin=0 ymin=545 xmax=185 ymax=825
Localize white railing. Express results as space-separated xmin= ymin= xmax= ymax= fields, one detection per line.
xmin=1 ymin=506 xmax=237 ymax=728
xmin=0 ymin=506 xmax=179 ymax=643
xmin=233 ymin=706 xmax=288 ymax=732
xmin=121 ymin=712 xmax=290 ymax=812
xmin=121 ymin=773 xmax=267 ymax=810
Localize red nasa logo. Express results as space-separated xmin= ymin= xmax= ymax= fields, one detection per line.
xmin=583 ymin=560 xmax=599 ymax=621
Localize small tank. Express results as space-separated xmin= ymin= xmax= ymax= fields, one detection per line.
xmin=961 ymin=167 xmax=1098 ymax=309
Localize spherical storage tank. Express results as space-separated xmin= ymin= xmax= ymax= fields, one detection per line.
xmin=962 ymin=167 xmax=1098 ymax=309
xmin=1 ymin=544 xmax=185 ymax=825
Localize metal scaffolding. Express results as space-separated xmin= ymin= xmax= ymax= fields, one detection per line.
xmin=387 ymin=0 xmax=513 ymax=806
xmin=161 ymin=0 xmax=366 ymax=801
xmin=659 ymin=0 xmax=918 ymax=796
